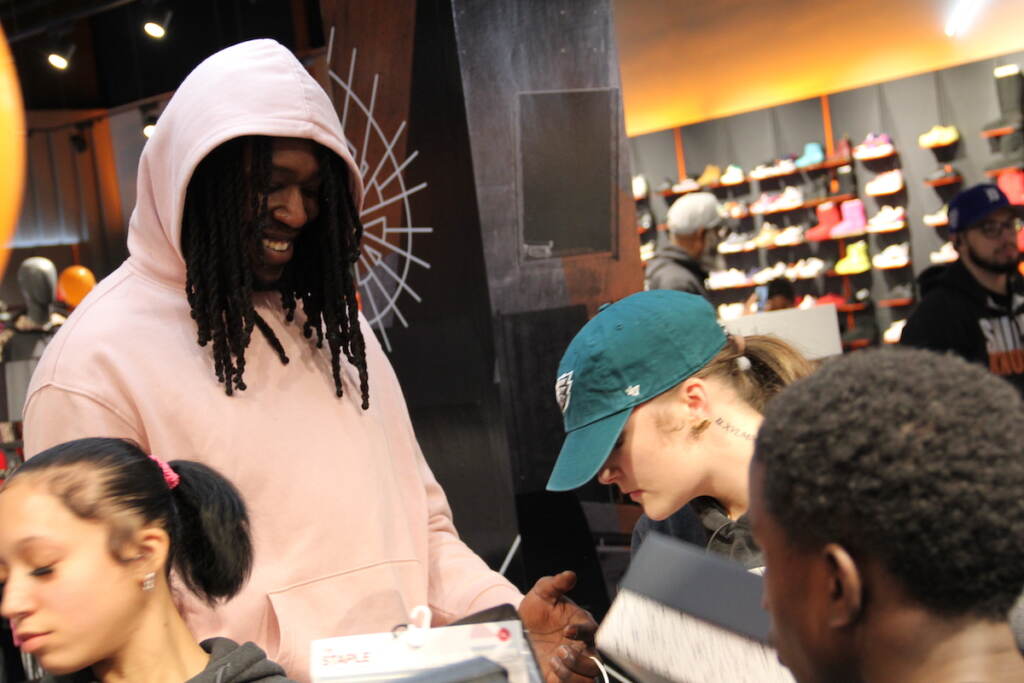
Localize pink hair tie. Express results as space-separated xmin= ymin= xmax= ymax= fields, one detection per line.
xmin=149 ymin=454 xmax=180 ymax=490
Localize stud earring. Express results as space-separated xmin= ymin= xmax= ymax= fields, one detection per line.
xmin=142 ymin=572 xmax=156 ymax=592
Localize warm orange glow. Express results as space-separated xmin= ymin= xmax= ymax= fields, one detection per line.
xmin=0 ymin=24 xmax=25 ymax=280
xmin=615 ymin=0 xmax=1024 ymax=136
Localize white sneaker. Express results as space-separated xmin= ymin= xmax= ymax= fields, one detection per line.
xmin=883 ymin=319 xmax=907 ymax=344
xmin=798 ymin=294 xmax=817 ymax=309
xmin=774 ymin=225 xmax=806 ymax=247
xmin=929 ymin=241 xmax=958 ymax=263
xmin=923 ymin=205 xmax=949 ymax=227
xmin=775 ymin=186 xmax=804 ymax=210
xmin=872 ymin=242 xmax=911 ymax=269
xmin=865 ymin=169 xmax=904 ymax=196
xmin=717 ymin=302 xmax=746 ymax=321
xmin=797 ymin=257 xmax=827 ymax=279
xmin=720 ymin=164 xmax=745 ymax=185
xmin=867 ymin=205 xmax=907 ymax=233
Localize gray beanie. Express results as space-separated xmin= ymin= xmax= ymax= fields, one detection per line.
xmin=666 ymin=192 xmax=724 ymax=236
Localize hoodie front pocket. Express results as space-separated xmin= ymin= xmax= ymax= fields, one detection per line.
xmin=266 ymin=559 xmax=424 ymax=680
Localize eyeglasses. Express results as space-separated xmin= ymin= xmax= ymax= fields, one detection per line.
xmin=973 ymin=217 xmax=1023 ymax=238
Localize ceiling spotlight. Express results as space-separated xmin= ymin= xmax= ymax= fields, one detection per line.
xmin=142 ymin=115 xmax=158 ymax=138
xmin=143 ymin=2 xmax=172 ymax=39
xmin=944 ymin=0 xmax=988 ymax=38
xmin=46 ymin=34 xmax=76 ymax=70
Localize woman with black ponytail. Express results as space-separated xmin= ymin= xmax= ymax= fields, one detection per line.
xmin=0 ymin=438 xmax=294 ymax=682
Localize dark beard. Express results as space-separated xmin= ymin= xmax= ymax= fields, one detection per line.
xmin=966 ymin=242 xmax=1020 ymax=275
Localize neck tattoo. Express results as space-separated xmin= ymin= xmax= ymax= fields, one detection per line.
xmin=714 ymin=417 xmax=755 ymax=442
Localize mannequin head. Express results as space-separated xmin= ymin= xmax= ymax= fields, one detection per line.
xmin=17 ymin=257 xmax=57 ymax=325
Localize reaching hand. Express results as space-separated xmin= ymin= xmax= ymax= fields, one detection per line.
xmin=519 ymin=570 xmax=601 ymax=683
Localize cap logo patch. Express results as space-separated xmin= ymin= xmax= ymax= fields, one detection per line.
xmin=555 ymin=371 xmax=574 ymax=415
xmin=624 ymin=385 xmax=640 ymax=397
xmin=986 ymin=187 xmax=1001 ymax=202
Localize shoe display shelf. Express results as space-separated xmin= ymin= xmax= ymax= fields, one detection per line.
xmin=754 ymin=193 xmax=856 ymax=216
xmin=837 ymin=302 xmax=868 ymax=313
xmin=981 ymin=124 xmax=1020 ymax=139
xmin=985 ymin=164 xmax=1024 ymax=178
xmin=924 ymin=174 xmax=963 ymax=187
xmin=843 ymin=338 xmax=872 ymax=350
xmin=705 ymin=157 xmax=853 ymax=188
xmin=879 ymin=297 xmax=915 ymax=308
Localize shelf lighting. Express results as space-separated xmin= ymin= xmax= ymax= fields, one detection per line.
xmin=944 ymin=0 xmax=988 ymax=38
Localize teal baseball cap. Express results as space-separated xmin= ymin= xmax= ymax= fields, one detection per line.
xmin=546 ymin=290 xmax=727 ymax=492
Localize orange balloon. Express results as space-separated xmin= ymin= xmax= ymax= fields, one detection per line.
xmin=0 ymin=25 xmax=25 ymax=280
xmin=58 ymin=265 xmax=97 ymax=308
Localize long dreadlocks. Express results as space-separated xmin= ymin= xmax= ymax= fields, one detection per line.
xmin=181 ymin=136 xmax=370 ymax=408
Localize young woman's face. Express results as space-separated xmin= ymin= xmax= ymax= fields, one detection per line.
xmin=0 ymin=480 xmax=147 ymax=675
xmin=596 ymin=390 xmax=706 ymax=521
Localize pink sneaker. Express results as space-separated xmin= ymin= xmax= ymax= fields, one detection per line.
xmin=829 ymin=199 xmax=867 ymax=238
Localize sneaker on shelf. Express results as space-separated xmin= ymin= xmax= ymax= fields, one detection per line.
xmin=753 ymin=261 xmax=788 ymax=284
xmin=918 ymin=124 xmax=960 ymax=149
xmin=671 ymin=177 xmax=701 ymax=193
xmin=748 ymin=162 xmax=775 ymax=180
xmin=632 ymin=175 xmax=649 ymax=201
xmin=717 ymin=302 xmax=746 ymax=321
xmin=795 ymin=142 xmax=825 ymax=168
xmin=866 ymin=169 xmax=905 ymax=196
xmin=925 ymin=164 xmax=960 ymax=183
xmin=867 ymin=205 xmax=907 ymax=233
xmin=774 ymin=158 xmax=798 ymax=176
xmin=722 ymin=200 xmax=749 ymax=219
xmin=750 ymin=192 xmax=780 ymax=215
xmin=883 ymin=319 xmax=907 ymax=344
xmin=835 ymin=240 xmax=872 ymax=275
xmin=929 ymin=241 xmax=958 ymax=264
xmin=697 ymin=164 xmax=722 ymax=187
xmin=775 ymin=186 xmax=804 ymax=210
xmin=774 ymin=225 xmax=806 ymax=247
xmin=720 ymin=164 xmax=745 ymax=185
xmin=785 ymin=260 xmax=804 ymax=281
xmin=830 ymin=198 xmax=868 ymax=238
xmin=640 ymin=241 xmax=656 ymax=262
xmin=754 ymin=222 xmax=783 ymax=248
xmin=708 ymin=268 xmax=748 ymax=289
xmin=853 ymin=132 xmax=896 ymax=160
xmin=807 ymin=201 xmax=842 ymax=241
xmin=872 ymin=242 xmax=911 ymax=269
xmin=718 ymin=231 xmax=755 ymax=254
xmin=889 ymin=283 xmax=914 ymax=298
xmin=796 ymin=257 xmax=828 ymax=279
xmin=817 ymin=293 xmax=847 ymax=308
xmin=923 ymin=204 xmax=949 ymax=226
xmin=798 ymin=294 xmax=817 ymax=309
xmin=830 ymin=135 xmax=853 ymax=161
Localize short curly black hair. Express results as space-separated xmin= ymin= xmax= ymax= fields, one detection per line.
xmin=755 ymin=347 xmax=1024 ymax=620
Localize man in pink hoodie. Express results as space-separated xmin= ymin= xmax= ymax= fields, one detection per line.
xmin=22 ymin=40 xmax=595 ymax=682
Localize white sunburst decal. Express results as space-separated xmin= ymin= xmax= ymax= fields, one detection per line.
xmin=325 ymin=26 xmax=433 ymax=352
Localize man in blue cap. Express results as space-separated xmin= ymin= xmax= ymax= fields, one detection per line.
xmin=901 ymin=183 xmax=1024 ymax=395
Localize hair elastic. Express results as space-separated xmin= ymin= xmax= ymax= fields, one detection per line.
xmin=148 ymin=454 xmax=180 ymax=490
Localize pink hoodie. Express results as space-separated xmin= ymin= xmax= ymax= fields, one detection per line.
xmin=23 ymin=39 xmax=521 ymax=681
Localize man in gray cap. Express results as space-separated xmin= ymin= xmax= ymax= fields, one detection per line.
xmin=645 ymin=191 xmax=723 ymax=297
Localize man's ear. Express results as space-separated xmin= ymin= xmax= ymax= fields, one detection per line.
xmin=821 ymin=543 xmax=863 ymax=629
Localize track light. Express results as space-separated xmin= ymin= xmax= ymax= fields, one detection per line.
xmin=46 ymin=33 xmax=75 ymax=70
xmin=143 ymin=2 xmax=172 ymax=39
xmin=944 ymin=0 xmax=988 ymax=38
xmin=142 ymin=115 xmax=158 ymax=138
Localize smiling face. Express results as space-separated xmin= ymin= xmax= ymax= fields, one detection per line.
xmin=0 ymin=478 xmax=147 ymax=675
xmin=251 ymin=137 xmax=322 ymax=285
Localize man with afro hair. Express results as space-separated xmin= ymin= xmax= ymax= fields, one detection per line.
xmin=749 ymin=347 xmax=1024 ymax=683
